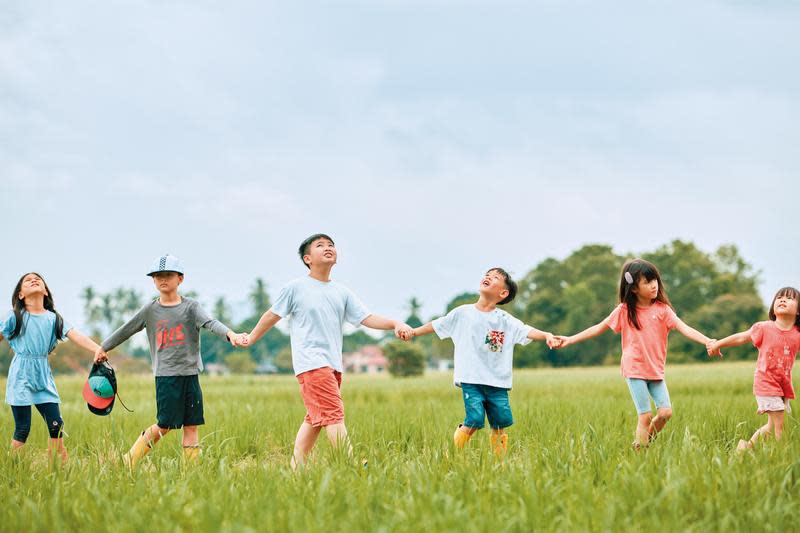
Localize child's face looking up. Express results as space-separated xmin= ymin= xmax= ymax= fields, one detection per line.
xmin=304 ymin=238 xmax=337 ymax=269
xmin=152 ymin=272 xmax=183 ymax=293
xmin=479 ymin=270 xmax=509 ymax=304
xmin=774 ymin=294 xmax=798 ymax=317
xmin=18 ymin=273 xmax=47 ymax=300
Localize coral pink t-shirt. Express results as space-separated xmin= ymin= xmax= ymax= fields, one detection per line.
xmin=750 ymin=321 xmax=800 ymax=399
xmin=606 ymin=302 xmax=678 ymax=380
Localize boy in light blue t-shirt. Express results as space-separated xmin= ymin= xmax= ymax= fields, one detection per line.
xmin=245 ymin=233 xmax=412 ymax=468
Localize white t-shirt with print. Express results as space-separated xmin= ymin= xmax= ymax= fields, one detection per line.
xmin=432 ymin=304 xmax=532 ymax=389
xmin=270 ymin=276 xmax=371 ymax=375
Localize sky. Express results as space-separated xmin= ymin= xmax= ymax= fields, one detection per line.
xmin=1 ymin=0 xmax=798 ymax=333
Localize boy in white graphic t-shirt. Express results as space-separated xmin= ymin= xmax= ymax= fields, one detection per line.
xmin=409 ymin=268 xmax=559 ymax=457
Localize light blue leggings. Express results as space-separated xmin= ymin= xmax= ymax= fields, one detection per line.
xmin=626 ymin=378 xmax=671 ymax=415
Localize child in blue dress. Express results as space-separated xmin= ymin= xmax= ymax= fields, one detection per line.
xmin=0 ymin=272 xmax=105 ymax=462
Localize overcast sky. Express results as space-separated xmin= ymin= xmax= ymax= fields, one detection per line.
xmin=1 ymin=1 xmax=798 ymax=333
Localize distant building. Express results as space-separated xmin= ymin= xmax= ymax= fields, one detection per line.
xmin=344 ymin=345 xmax=388 ymax=374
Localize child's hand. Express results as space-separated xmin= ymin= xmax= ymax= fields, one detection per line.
xmin=545 ymin=333 xmax=559 ymax=349
xmin=227 ymin=331 xmax=246 ymax=347
xmin=240 ymin=333 xmax=251 ymax=346
xmin=552 ymin=335 xmax=570 ymax=349
xmin=706 ymin=339 xmax=723 ymax=358
xmin=394 ymin=322 xmax=413 ymax=341
xmin=94 ymin=347 xmax=108 ymax=363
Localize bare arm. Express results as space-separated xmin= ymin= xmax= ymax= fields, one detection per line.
xmin=362 ymin=314 xmax=412 ymax=340
xmin=361 ymin=314 xmax=398 ymax=330
xmin=247 ymin=311 xmax=282 ymax=344
xmin=674 ymin=317 xmax=711 ymax=345
xmin=558 ymin=320 xmax=611 ymax=348
xmin=706 ymin=330 xmax=751 ymax=357
xmin=715 ymin=330 xmax=752 ymax=348
xmin=67 ymin=329 xmax=107 ymax=363
xmin=411 ymin=323 xmax=435 ymax=338
xmin=527 ymin=326 xmax=559 ymax=348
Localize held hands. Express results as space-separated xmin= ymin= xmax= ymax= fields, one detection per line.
xmin=394 ymin=322 xmax=413 ymax=341
xmin=706 ymin=339 xmax=723 ymax=358
xmin=544 ymin=333 xmax=560 ymax=349
xmin=550 ymin=335 xmax=570 ymax=349
xmin=227 ymin=331 xmax=250 ymax=348
xmin=93 ymin=346 xmax=108 ymax=363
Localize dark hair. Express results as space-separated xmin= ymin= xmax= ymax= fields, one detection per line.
xmin=768 ymin=286 xmax=800 ymax=330
xmin=9 ymin=272 xmax=64 ymax=352
xmin=618 ymin=259 xmax=672 ymax=330
xmin=488 ymin=267 xmax=518 ymax=306
xmin=298 ymin=233 xmax=335 ymax=269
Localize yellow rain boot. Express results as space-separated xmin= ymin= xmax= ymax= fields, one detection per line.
xmin=124 ymin=431 xmax=154 ymax=469
xmin=490 ymin=431 xmax=508 ymax=458
xmin=453 ymin=425 xmax=473 ymax=449
xmin=183 ymin=445 xmax=201 ymax=463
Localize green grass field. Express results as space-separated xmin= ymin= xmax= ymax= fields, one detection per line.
xmin=1 ymin=362 xmax=798 ymax=532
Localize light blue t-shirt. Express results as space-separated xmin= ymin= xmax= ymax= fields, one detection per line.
xmin=1 ymin=310 xmax=73 ymax=405
xmin=271 ymin=276 xmax=371 ymax=375
xmin=432 ymin=304 xmax=531 ymax=389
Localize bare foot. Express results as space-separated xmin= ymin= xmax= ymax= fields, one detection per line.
xmin=736 ymin=439 xmax=752 ymax=452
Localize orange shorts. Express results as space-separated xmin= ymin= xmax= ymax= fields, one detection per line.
xmin=297 ymin=367 xmax=344 ymax=427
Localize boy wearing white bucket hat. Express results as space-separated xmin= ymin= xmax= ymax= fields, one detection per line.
xmin=98 ymin=254 xmax=246 ymax=468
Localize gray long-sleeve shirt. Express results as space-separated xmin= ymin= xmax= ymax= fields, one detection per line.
xmin=101 ymin=297 xmax=231 ymax=376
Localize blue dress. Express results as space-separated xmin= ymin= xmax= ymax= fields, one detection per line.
xmin=2 ymin=311 xmax=72 ymax=406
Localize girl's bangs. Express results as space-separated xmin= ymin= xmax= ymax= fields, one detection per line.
xmin=775 ymin=287 xmax=800 ymax=300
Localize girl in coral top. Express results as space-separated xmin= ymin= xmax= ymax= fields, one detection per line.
xmin=708 ymin=287 xmax=800 ymax=451
xmin=555 ymin=259 xmax=715 ymax=449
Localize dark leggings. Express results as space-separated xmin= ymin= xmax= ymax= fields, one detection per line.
xmin=11 ymin=403 xmax=64 ymax=442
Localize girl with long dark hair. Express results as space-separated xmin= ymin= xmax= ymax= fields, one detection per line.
xmin=0 ymin=272 xmax=106 ymax=462
xmin=554 ymin=259 xmax=716 ymax=449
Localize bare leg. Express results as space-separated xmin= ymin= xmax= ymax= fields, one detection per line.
xmin=771 ymin=411 xmax=785 ymax=440
xmin=648 ymin=407 xmax=673 ymax=440
xmin=182 ymin=425 xmax=199 ymax=447
xmin=324 ymin=422 xmax=351 ymax=453
xmin=634 ymin=413 xmax=653 ymax=448
xmin=292 ymin=422 xmax=322 ymax=470
xmin=47 ymin=437 xmax=68 ymax=463
xmin=182 ymin=425 xmax=201 ymax=462
xmin=144 ymin=424 xmax=170 ymax=445
xmin=740 ymin=411 xmax=785 ymax=451
xmin=10 ymin=440 xmax=25 ymax=452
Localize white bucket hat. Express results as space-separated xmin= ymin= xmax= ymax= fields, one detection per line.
xmin=147 ymin=254 xmax=184 ymax=276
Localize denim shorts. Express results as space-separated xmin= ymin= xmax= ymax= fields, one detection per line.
xmin=626 ymin=378 xmax=671 ymax=415
xmin=461 ymin=383 xmax=513 ymax=429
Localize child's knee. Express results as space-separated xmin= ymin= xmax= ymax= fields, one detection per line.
xmin=152 ymin=424 xmax=171 ymax=437
xmin=46 ymin=417 xmax=64 ymax=439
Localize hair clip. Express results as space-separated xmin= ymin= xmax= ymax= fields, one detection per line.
xmin=624 ymin=272 xmax=634 ymax=285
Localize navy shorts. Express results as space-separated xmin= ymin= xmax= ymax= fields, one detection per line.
xmin=155 ymin=375 xmax=204 ymax=429
xmin=461 ymin=383 xmax=513 ymax=429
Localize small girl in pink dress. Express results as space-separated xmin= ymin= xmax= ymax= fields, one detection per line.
xmin=708 ymin=287 xmax=800 ymax=451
